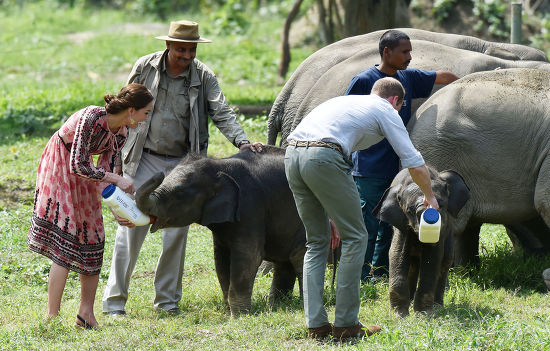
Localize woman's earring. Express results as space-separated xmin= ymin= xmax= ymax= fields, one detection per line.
xmin=129 ymin=118 xmax=136 ymax=124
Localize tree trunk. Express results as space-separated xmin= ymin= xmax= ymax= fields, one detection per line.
xmin=342 ymin=0 xmax=411 ymax=37
xmin=278 ymin=0 xmax=304 ymax=79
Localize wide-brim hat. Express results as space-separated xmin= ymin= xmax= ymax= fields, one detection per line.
xmin=155 ymin=20 xmax=212 ymax=43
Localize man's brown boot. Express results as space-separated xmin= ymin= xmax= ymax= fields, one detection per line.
xmin=308 ymin=323 xmax=333 ymax=339
xmin=333 ymin=322 xmax=381 ymax=341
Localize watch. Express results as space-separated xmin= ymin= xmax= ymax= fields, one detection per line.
xmin=238 ymin=140 xmax=250 ymax=147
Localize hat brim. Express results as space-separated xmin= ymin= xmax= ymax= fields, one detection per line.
xmin=155 ymin=35 xmax=212 ymax=43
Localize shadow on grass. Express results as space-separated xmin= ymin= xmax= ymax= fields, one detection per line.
xmin=175 ymin=287 xmax=304 ymax=321
xmin=0 ymin=128 xmax=57 ymax=146
xmin=251 ymin=293 xmax=304 ymax=315
xmin=433 ymin=301 xmax=502 ymax=324
xmin=452 ymin=246 xmax=550 ymax=295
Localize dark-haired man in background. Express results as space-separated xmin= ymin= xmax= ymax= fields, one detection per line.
xmin=346 ymin=29 xmax=458 ymax=282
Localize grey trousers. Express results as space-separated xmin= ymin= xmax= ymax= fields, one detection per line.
xmin=285 ymin=146 xmax=368 ymax=328
xmin=102 ymin=151 xmax=189 ymax=312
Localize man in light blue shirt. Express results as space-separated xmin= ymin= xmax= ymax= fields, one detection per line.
xmin=285 ymin=77 xmax=439 ymax=341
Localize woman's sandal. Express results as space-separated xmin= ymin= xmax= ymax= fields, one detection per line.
xmin=75 ymin=314 xmax=96 ymax=330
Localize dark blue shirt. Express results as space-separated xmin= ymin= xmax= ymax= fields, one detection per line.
xmin=345 ymin=65 xmax=436 ymax=179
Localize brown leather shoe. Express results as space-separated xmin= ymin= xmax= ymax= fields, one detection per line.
xmin=308 ymin=323 xmax=333 ymax=339
xmin=333 ymin=322 xmax=381 ymax=340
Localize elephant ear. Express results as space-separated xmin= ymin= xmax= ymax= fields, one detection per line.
xmin=200 ymin=171 xmax=240 ymax=226
xmin=372 ymin=184 xmax=409 ymax=232
xmin=439 ymin=170 xmax=471 ymax=218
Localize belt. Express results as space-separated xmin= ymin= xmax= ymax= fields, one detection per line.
xmin=289 ymin=140 xmax=343 ymax=154
xmin=142 ymin=148 xmax=181 ymax=158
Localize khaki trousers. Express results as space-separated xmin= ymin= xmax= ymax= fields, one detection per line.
xmin=285 ymin=146 xmax=368 ymax=328
xmin=102 ymin=151 xmax=189 ymax=312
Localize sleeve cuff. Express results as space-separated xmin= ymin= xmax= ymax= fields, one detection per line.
xmin=102 ymin=172 xmax=120 ymax=184
xmin=400 ymin=153 xmax=425 ymax=169
xmin=237 ymin=140 xmax=250 ymax=148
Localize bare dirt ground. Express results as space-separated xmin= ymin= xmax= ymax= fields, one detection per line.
xmin=66 ymin=22 xmax=168 ymax=45
xmin=67 ymin=23 xmax=168 ymax=83
xmin=0 ymin=180 xmax=33 ymax=211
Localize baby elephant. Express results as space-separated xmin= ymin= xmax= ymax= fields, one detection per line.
xmin=135 ymin=146 xmax=306 ymax=316
xmin=374 ymin=166 xmax=470 ymax=317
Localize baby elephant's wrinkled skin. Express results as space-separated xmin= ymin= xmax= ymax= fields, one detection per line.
xmin=374 ymin=166 xmax=470 ymax=317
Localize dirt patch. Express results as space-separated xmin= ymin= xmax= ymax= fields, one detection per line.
xmin=0 ymin=180 xmax=34 ymax=210
xmin=66 ymin=22 xmax=169 ymax=83
xmin=66 ymin=22 xmax=168 ymax=45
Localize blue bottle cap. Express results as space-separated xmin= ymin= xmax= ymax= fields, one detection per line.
xmin=423 ymin=208 xmax=439 ymax=224
xmin=102 ymin=184 xmax=116 ymax=198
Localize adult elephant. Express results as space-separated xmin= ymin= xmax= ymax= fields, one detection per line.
xmin=267 ymin=28 xmax=550 ymax=147
xmin=409 ymin=68 xmax=550 ymax=266
xmin=135 ymin=146 xmax=306 ymax=316
xmin=374 ymin=166 xmax=470 ymax=317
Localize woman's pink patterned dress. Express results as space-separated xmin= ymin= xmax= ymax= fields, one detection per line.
xmin=28 ymin=106 xmax=128 ymax=275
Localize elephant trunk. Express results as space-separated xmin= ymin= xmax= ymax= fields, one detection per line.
xmin=135 ymin=172 xmax=165 ymax=216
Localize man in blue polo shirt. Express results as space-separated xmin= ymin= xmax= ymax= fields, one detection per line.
xmin=345 ymin=29 xmax=458 ymax=282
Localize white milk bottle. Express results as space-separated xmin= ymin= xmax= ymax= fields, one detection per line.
xmin=102 ymin=184 xmax=153 ymax=226
xmin=418 ymin=207 xmax=441 ymax=243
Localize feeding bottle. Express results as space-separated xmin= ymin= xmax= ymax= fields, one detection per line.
xmin=102 ymin=184 xmax=153 ymax=226
xmin=418 ymin=207 xmax=441 ymax=243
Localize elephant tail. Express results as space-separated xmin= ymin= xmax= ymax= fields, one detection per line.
xmin=267 ymin=108 xmax=282 ymax=146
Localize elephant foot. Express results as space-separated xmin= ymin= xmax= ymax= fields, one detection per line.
xmin=414 ymin=308 xmax=434 ymax=318
xmin=543 ymin=268 xmax=550 ymax=291
xmin=393 ymin=307 xmax=409 ymax=318
xmin=229 ymin=300 xmax=252 ymax=317
xmin=413 ymin=298 xmax=436 ymax=317
xmin=230 ymin=308 xmax=250 ymax=318
xmin=390 ymin=291 xmax=410 ymax=318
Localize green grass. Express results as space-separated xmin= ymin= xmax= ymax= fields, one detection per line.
xmin=1 ymin=128 xmax=549 ymax=350
xmin=1 ymin=2 xmax=550 ymax=350
xmin=0 ymin=1 xmax=314 ymax=136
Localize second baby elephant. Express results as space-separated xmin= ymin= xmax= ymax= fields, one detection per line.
xmin=374 ymin=166 xmax=470 ymax=317
xmin=135 ymin=146 xmax=306 ymax=316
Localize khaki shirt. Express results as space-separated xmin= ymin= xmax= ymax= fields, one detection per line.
xmin=144 ymin=56 xmax=191 ymax=156
xmin=121 ymin=50 xmax=249 ymax=177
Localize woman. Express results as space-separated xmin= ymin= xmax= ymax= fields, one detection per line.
xmin=28 ymin=83 xmax=153 ymax=328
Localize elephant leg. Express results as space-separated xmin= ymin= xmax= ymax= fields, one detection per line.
xmin=388 ymin=229 xmax=413 ymax=317
xmin=288 ymin=245 xmax=305 ymax=298
xmin=257 ymin=261 xmax=274 ymax=276
xmin=228 ymin=249 xmax=263 ymax=317
xmin=269 ymin=262 xmax=297 ymax=305
xmin=506 ymin=216 xmax=550 ymax=256
xmin=531 ymin=163 xmax=550 ymax=254
xmin=435 ymin=233 xmax=453 ymax=306
xmin=213 ymin=238 xmax=231 ymax=307
xmin=413 ymin=243 xmax=444 ymax=315
xmin=453 ymin=222 xmax=481 ymax=267
xmin=407 ymin=247 xmax=420 ymax=301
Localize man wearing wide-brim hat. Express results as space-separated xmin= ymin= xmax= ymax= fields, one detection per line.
xmin=102 ymin=20 xmax=262 ymax=316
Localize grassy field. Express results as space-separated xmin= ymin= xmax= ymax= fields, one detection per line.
xmin=0 ymin=1 xmax=313 ymax=136
xmin=1 ymin=129 xmax=550 ymax=351
xmin=1 ymin=2 xmax=550 ymax=350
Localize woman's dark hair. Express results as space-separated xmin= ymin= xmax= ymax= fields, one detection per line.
xmin=378 ymin=29 xmax=410 ymax=58
xmin=104 ymin=83 xmax=154 ymax=114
